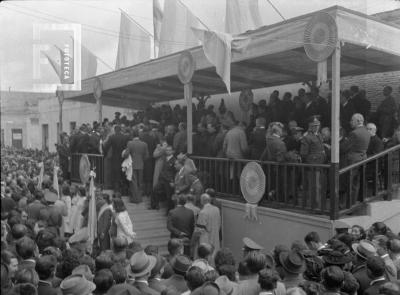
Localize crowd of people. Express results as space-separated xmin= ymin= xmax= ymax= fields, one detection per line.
xmin=1 ymin=156 xmax=400 ymax=295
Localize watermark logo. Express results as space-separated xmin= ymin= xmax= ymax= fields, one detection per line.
xmin=32 ymin=23 xmax=81 ymax=92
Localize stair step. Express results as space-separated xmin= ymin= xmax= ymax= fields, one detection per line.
xmin=137 ymin=229 xmax=170 ymax=239
xmin=134 ymin=221 xmax=169 ymax=231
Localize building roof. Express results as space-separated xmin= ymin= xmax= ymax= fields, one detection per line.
xmin=63 ymin=6 xmax=400 ymax=109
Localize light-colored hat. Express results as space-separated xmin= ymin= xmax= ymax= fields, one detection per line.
xmin=60 ymin=274 xmax=95 ymax=295
xmin=126 ymin=251 xmax=157 ymax=278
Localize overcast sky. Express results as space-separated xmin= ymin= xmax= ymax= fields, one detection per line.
xmin=0 ymin=0 xmax=399 ymax=92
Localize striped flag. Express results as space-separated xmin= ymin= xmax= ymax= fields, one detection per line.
xmin=116 ymin=10 xmax=151 ymax=70
xmin=158 ymin=0 xmax=205 ymax=56
xmin=153 ymin=0 xmax=163 ymax=51
xmin=87 ymin=171 xmax=97 ymax=252
xmin=225 ymin=0 xmax=263 ymax=34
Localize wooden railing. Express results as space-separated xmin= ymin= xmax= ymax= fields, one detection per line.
xmin=70 ymin=144 xmax=399 ymax=219
xmin=192 ymin=156 xmax=332 ymax=215
xmin=338 ymin=145 xmax=400 ymax=215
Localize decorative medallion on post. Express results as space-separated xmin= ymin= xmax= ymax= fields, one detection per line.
xmin=303 ymin=12 xmax=338 ymax=62
xmin=79 ymin=154 xmax=91 ymax=184
xmin=177 ymin=51 xmax=196 ymax=154
xmin=240 ymin=162 xmax=266 ymax=222
xmin=177 ymin=51 xmax=196 ymax=84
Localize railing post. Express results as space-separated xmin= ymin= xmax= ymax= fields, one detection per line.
xmin=330 ymin=163 xmax=339 ymax=220
xmin=387 ymin=151 xmax=393 ymax=201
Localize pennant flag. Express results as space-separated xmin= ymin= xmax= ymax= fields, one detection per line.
xmin=70 ymin=37 xmax=98 ymax=80
xmin=225 ymin=0 xmax=263 ymax=35
xmin=153 ymin=0 xmax=163 ymax=50
xmin=87 ymin=171 xmax=97 ymax=251
xmin=42 ymin=51 xmax=62 ymax=82
xmin=53 ymin=166 xmax=60 ymax=199
xmin=158 ymin=0 xmax=206 ymax=56
xmin=81 ymin=44 xmax=98 ymax=79
xmin=116 ymin=10 xmax=151 ymax=70
xmin=37 ymin=162 xmax=44 ymax=189
xmin=192 ymin=27 xmax=250 ymax=94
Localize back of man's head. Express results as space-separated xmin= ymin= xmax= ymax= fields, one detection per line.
xmin=185 ymin=266 xmax=205 ymax=291
xmin=304 ymin=232 xmax=320 ymax=245
xmin=197 ymin=243 xmax=213 ymax=260
xmin=321 ymin=266 xmax=344 ymax=291
xmin=110 ymin=262 xmax=127 ymax=284
xmin=16 ymin=236 xmax=36 ymax=260
xmin=200 ymin=194 xmax=211 ymax=205
xmin=35 ymin=255 xmax=56 ymax=280
xmin=168 ymin=239 xmax=183 ymax=256
xmin=177 ymin=195 xmax=186 ymax=206
xmin=11 ymin=224 xmax=27 ymax=240
xmin=367 ymin=256 xmax=385 ymax=279
xmin=245 ymin=251 xmax=266 ymax=274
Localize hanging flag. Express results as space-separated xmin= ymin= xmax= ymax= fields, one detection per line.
xmin=192 ymin=27 xmax=250 ymax=94
xmin=225 ymin=0 xmax=263 ymax=35
xmin=153 ymin=0 xmax=163 ymax=51
xmin=42 ymin=52 xmax=62 ymax=82
xmin=87 ymin=170 xmax=97 ymax=252
xmin=116 ymin=10 xmax=151 ymax=70
xmin=158 ymin=0 xmax=206 ymax=56
xmin=70 ymin=37 xmax=98 ymax=80
xmin=53 ymin=166 xmax=60 ymax=199
xmin=37 ymin=162 xmax=44 ymax=189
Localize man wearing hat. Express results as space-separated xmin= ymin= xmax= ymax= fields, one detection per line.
xmin=126 ymin=250 xmax=159 ymax=294
xmin=112 ymin=112 xmax=122 ymax=124
xmin=279 ymin=250 xmax=306 ymax=289
xmin=242 ymin=237 xmax=264 ymax=257
xmin=300 ymin=116 xmax=326 ymax=208
xmin=161 ymin=254 xmax=192 ymax=293
xmin=351 ymin=240 xmax=377 ymax=294
xmin=39 ymin=191 xmax=62 ymax=234
xmin=60 ymin=274 xmax=96 ymax=295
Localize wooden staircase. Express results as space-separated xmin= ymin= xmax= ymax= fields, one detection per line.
xmin=122 ymin=197 xmax=170 ymax=255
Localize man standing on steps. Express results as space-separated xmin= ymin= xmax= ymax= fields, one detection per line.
xmin=125 ymin=129 xmax=149 ymax=204
xmin=167 ymin=195 xmax=195 ymax=256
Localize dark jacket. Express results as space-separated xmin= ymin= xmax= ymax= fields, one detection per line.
xmin=367 ymin=135 xmax=384 ymax=157
xmin=161 ymin=274 xmax=188 ymax=294
xmin=126 ymin=138 xmax=149 ymax=170
xmin=37 ymin=280 xmax=62 ymax=295
xmin=300 ymin=132 xmax=326 ymax=164
xmin=364 ymin=279 xmax=387 ymax=295
xmin=167 ymin=206 xmax=195 ymax=239
xmin=261 ymin=135 xmax=287 ymax=162
xmin=26 ymin=200 xmax=46 ymax=221
xmin=133 ymin=281 xmax=160 ymax=295
xmin=249 ymin=127 xmax=267 ymax=160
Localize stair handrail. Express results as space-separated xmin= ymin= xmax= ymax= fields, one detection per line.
xmin=339 ymin=144 xmax=400 ymax=174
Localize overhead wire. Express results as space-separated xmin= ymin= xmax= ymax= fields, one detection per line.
xmin=266 ymin=0 xmax=286 ymax=20
xmin=3 ymin=3 xmax=198 ymax=46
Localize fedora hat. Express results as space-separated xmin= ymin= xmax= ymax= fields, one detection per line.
xmin=60 ymin=274 xmax=96 ymax=295
xmin=351 ymin=240 xmax=377 ymax=260
xmin=172 ymin=255 xmax=192 ymax=274
xmin=215 ymin=275 xmax=237 ymax=295
xmin=72 ymin=264 xmax=94 ymax=281
xmin=322 ymin=250 xmax=353 ymax=265
xmin=279 ymin=251 xmax=305 ymax=274
xmin=126 ymin=251 xmax=156 ymax=278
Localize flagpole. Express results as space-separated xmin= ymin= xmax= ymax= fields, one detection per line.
xmin=177 ymin=0 xmax=210 ymax=31
xmin=119 ymin=8 xmax=153 ymax=37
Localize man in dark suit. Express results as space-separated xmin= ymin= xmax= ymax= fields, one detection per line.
xmin=350 ymin=86 xmax=371 ymax=121
xmin=75 ymin=125 xmax=90 ymax=154
xmin=300 ymin=92 xmax=319 ymax=129
xmin=140 ymin=126 xmax=158 ymax=197
xmin=167 ymin=195 xmax=195 ymax=256
xmin=125 ymin=129 xmax=149 ymax=203
xmin=366 ymin=123 xmax=384 ymax=157
xmin=16 ymin=237 xmax=37 ymax=271
xmin=342 ymin=113 xmax=371 ymax=201
xmin=151 ymin=146 xmax=176 ymax=210
xmin=103 ymin=125 xmax=128 ymax=192
xmin=377 ymin=86 xmax=397 ymax=140
xmin=249 ymin=117 xmax=267 ymax=160
xmin=341 ymin=89 xmax=355 ymax=133
xmin=312 ymin=87 xmax=329 ymax=128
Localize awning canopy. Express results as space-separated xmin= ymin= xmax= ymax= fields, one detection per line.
xmin=64 ymin=6 xmax=400 ymax=109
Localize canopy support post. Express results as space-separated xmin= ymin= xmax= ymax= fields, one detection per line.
xmin=56 ymin=88 xmax=64 ymax=144
xmin=96 ymin=96 xmax=103 ymax=124
xmin=185 ymin=82 xmax=193 ymax=154
xmin=330 ymin=42 xmax=341 ymax=220
xmin=94 ymin=78 xmax=103 ymax=124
